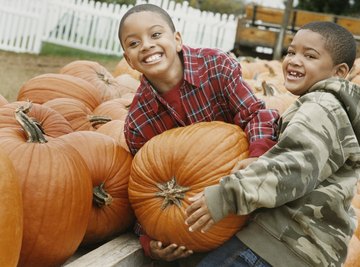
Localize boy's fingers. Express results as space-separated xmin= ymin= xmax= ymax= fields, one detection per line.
xmin=188 ymin=214 xmax=211 ymax=232
xmin=201 ymin=219 xmax=215 ymax=233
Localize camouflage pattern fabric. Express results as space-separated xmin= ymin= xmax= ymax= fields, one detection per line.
xmin=205 ymin=77 xmax=360 ymax=266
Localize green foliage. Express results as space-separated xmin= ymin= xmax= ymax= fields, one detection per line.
xmin=40 ymin=42 xmax=120 ymax=63
xmin=296 ymin=0 xmax=360 ymax=16
xmin=95 ymin=0 xmax=245 ymax=15
xmin=194 ymin=0 xmax=244 ymax=15
xmin=95 ymin=0 xmax=135 ymax=5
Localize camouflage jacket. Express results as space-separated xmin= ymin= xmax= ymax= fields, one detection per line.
xmin=205 ymin=77 xmax=360 ymax=267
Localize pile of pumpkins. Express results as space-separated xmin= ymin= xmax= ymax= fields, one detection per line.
xmin=0 ymin=55 xmax=359 ymax=267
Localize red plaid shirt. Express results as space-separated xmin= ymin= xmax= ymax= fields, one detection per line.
xmin=124 ymin=45 xmax=279 ymax=157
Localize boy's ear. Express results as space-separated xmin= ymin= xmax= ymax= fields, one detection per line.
xmin=334 ymin=63 xmax=350 ymax=78
xmin=175 ymin=31 xmax=183 ymax=52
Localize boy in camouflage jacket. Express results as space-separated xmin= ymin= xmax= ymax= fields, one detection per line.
xmin=185 ymin=21 xmax=360 ymax=267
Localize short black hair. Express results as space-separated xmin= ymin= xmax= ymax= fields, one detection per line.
xmin=300 ymin=21 xmax=356 ymax=69
xmin=118 ymin=4 xmax=176 ymax=48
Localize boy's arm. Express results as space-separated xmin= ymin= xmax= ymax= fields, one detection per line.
xmin=204 ymin=101 xmax=343 ymax=222
xmin=223 ymin=57 xmax=279 ymax=157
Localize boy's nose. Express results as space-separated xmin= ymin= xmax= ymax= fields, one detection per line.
xmin=288 ymin=55 xmax=301 ymax=66
xmin=141 ymin=38 xmax=155 ymax=50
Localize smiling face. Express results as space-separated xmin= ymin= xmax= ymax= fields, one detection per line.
xmin=282 ymin=29 xmax=345 ymax=96
xmin=120 ymin=11 xmax=183 ymax=83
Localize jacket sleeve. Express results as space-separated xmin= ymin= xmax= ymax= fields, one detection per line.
xmin=205 ymin=99 xmax=345 ymax=222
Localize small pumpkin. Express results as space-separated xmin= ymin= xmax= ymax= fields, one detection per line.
xmin=129 ymin=121 xmax=249 ymax=252
xmin=0 ymin=149 xmax=23 ymax=267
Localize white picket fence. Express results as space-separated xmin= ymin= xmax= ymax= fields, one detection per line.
xmin=0 ymin=0 xmax=238 ymax=56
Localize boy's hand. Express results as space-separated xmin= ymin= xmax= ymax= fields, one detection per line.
xmin=231 ymin=157 xmax=258 ymax=173
xmin=149 ymin=241 xmax=193 ymax=261
xmin=185 ymin=192 xmax=215 ymax=233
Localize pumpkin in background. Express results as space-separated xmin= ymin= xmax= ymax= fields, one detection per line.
xmin=129 ymin=121 xmax=249 ymax=252
xmin=0 ymin=149 xmax=23 ymax=267
xmin=17 ymin=73 xmax=102 ymax=110
xmin=114 ymin=73 xmax=140 ymax=95
xmin=59 ymin=60 xmax=134 ymax=102
xmin=238 ymin=57 xmax=272 ymax=79
xmin=344 ymin=235 xmax=360 ymax=267
xmin=112 ymin=57 xmax=141 ymax=80
xmin=0 ymin=101 xmax=73 ymax=137
xmin=97 ymin=120 xmax=129 ymax=152
xmin=0 ymin=94 xmax=8 ymax=106
xmin=43 ymin=98 xmax=111 ymax=131
xmin=0 ymin=104 xmax=92 ymax=267
xmin=255 ymin=81 xmax=297 ymax=115
xmin=61 ymin=131 xmax=134 ymax=246
xmin=93 ymin=97 xmax=131 ymax=123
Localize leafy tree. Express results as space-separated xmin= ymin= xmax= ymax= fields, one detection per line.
xmin=296 ymin=0 xmax=360 ymax=16
xmin=192 ymin=0 xmax=244 ymax=15
xmin=96 ymin=0 xmax=245 ymax=15
xmin=95 ymin=0 xmax=135 ymax=5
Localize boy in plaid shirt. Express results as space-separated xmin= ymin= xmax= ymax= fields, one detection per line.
xmin=118 ymin=3 xmax=279 ymax=264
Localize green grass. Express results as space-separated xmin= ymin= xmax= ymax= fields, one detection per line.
xmin=40 ymin=42 xmax=122 ymax=62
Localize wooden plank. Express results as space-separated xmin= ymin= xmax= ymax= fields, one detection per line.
xmin=245 ymin=5 xmax=285 ymax=25
xmin=293 ymin=10 xmax=333 ymax=27
xmin=337 ymin=16 xmax=360 ymax=36
xmin=235 ymin=25 xmax=293 ymax=49
xmin=63 ymin=233 xmax=150 ymax=267
xmin=245 ymin=4 xmax=360 ymax=34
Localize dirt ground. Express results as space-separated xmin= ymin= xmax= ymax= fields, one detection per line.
xmin=0 ymin=50 xmax=119 ymax=102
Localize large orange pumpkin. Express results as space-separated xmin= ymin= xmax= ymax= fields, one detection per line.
xmin=0 ymin=149 xmax=23 ymax=267
xmin=0 ymin=105 xmax=92 ymax=267
xmin=59 ymin=60 xmax=133 ymax=102
xmin=61 ymin=131 xmax=135 ymax=246
xmin=129 ymin=121 xmax=249 ymax=252
xmin=0 ymin=101 xmax=73 ymax=137
xmin=17 ymin=73 xmax=102 ymax=110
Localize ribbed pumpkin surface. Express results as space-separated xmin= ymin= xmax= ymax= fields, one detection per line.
xmin=0 ymin=150 xmax=22 ymax=267
xmin=129 ymin=121 xmax=249 ymax=252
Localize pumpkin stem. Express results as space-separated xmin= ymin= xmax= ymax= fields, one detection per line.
xmin=88 ymin=115 xmax=112 ymax=128
xmin=93 ymin=182 xmax=113 ymax=207
xmin=261 ymin=81 xmax=279 ymax=96
xmin=15 ymin=102 xmax=48 ymax=143
xmin=155 ymin=177 xmax=190 ymax=210
xmin=264 ymin=63 xmax=276 ymax=77
xmin=97 ymin=73 xmax=111 ymax=85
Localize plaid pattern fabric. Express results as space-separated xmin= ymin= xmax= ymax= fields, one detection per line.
xmin=124 ymin=45 xmax=279 ymax=156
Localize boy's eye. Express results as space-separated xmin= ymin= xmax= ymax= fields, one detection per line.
xmin=152 ymin=32 xmax=161 ymax=38
xmin=128 ymin=40 xmax=139 ymax=48
xmin=305 ymin=54 xmax=316 ymax=59
xmin=286 ymin=50 xmax=295 ymax=56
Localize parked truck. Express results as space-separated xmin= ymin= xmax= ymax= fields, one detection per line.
xmin=233 ymin=4 xmax=360 ymax=58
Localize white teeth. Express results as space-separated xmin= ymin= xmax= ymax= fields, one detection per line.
xmin=145 ymin=54 xmax=161 ymax=63
xmin=289 ymin=71 xmax=303 ymax=78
